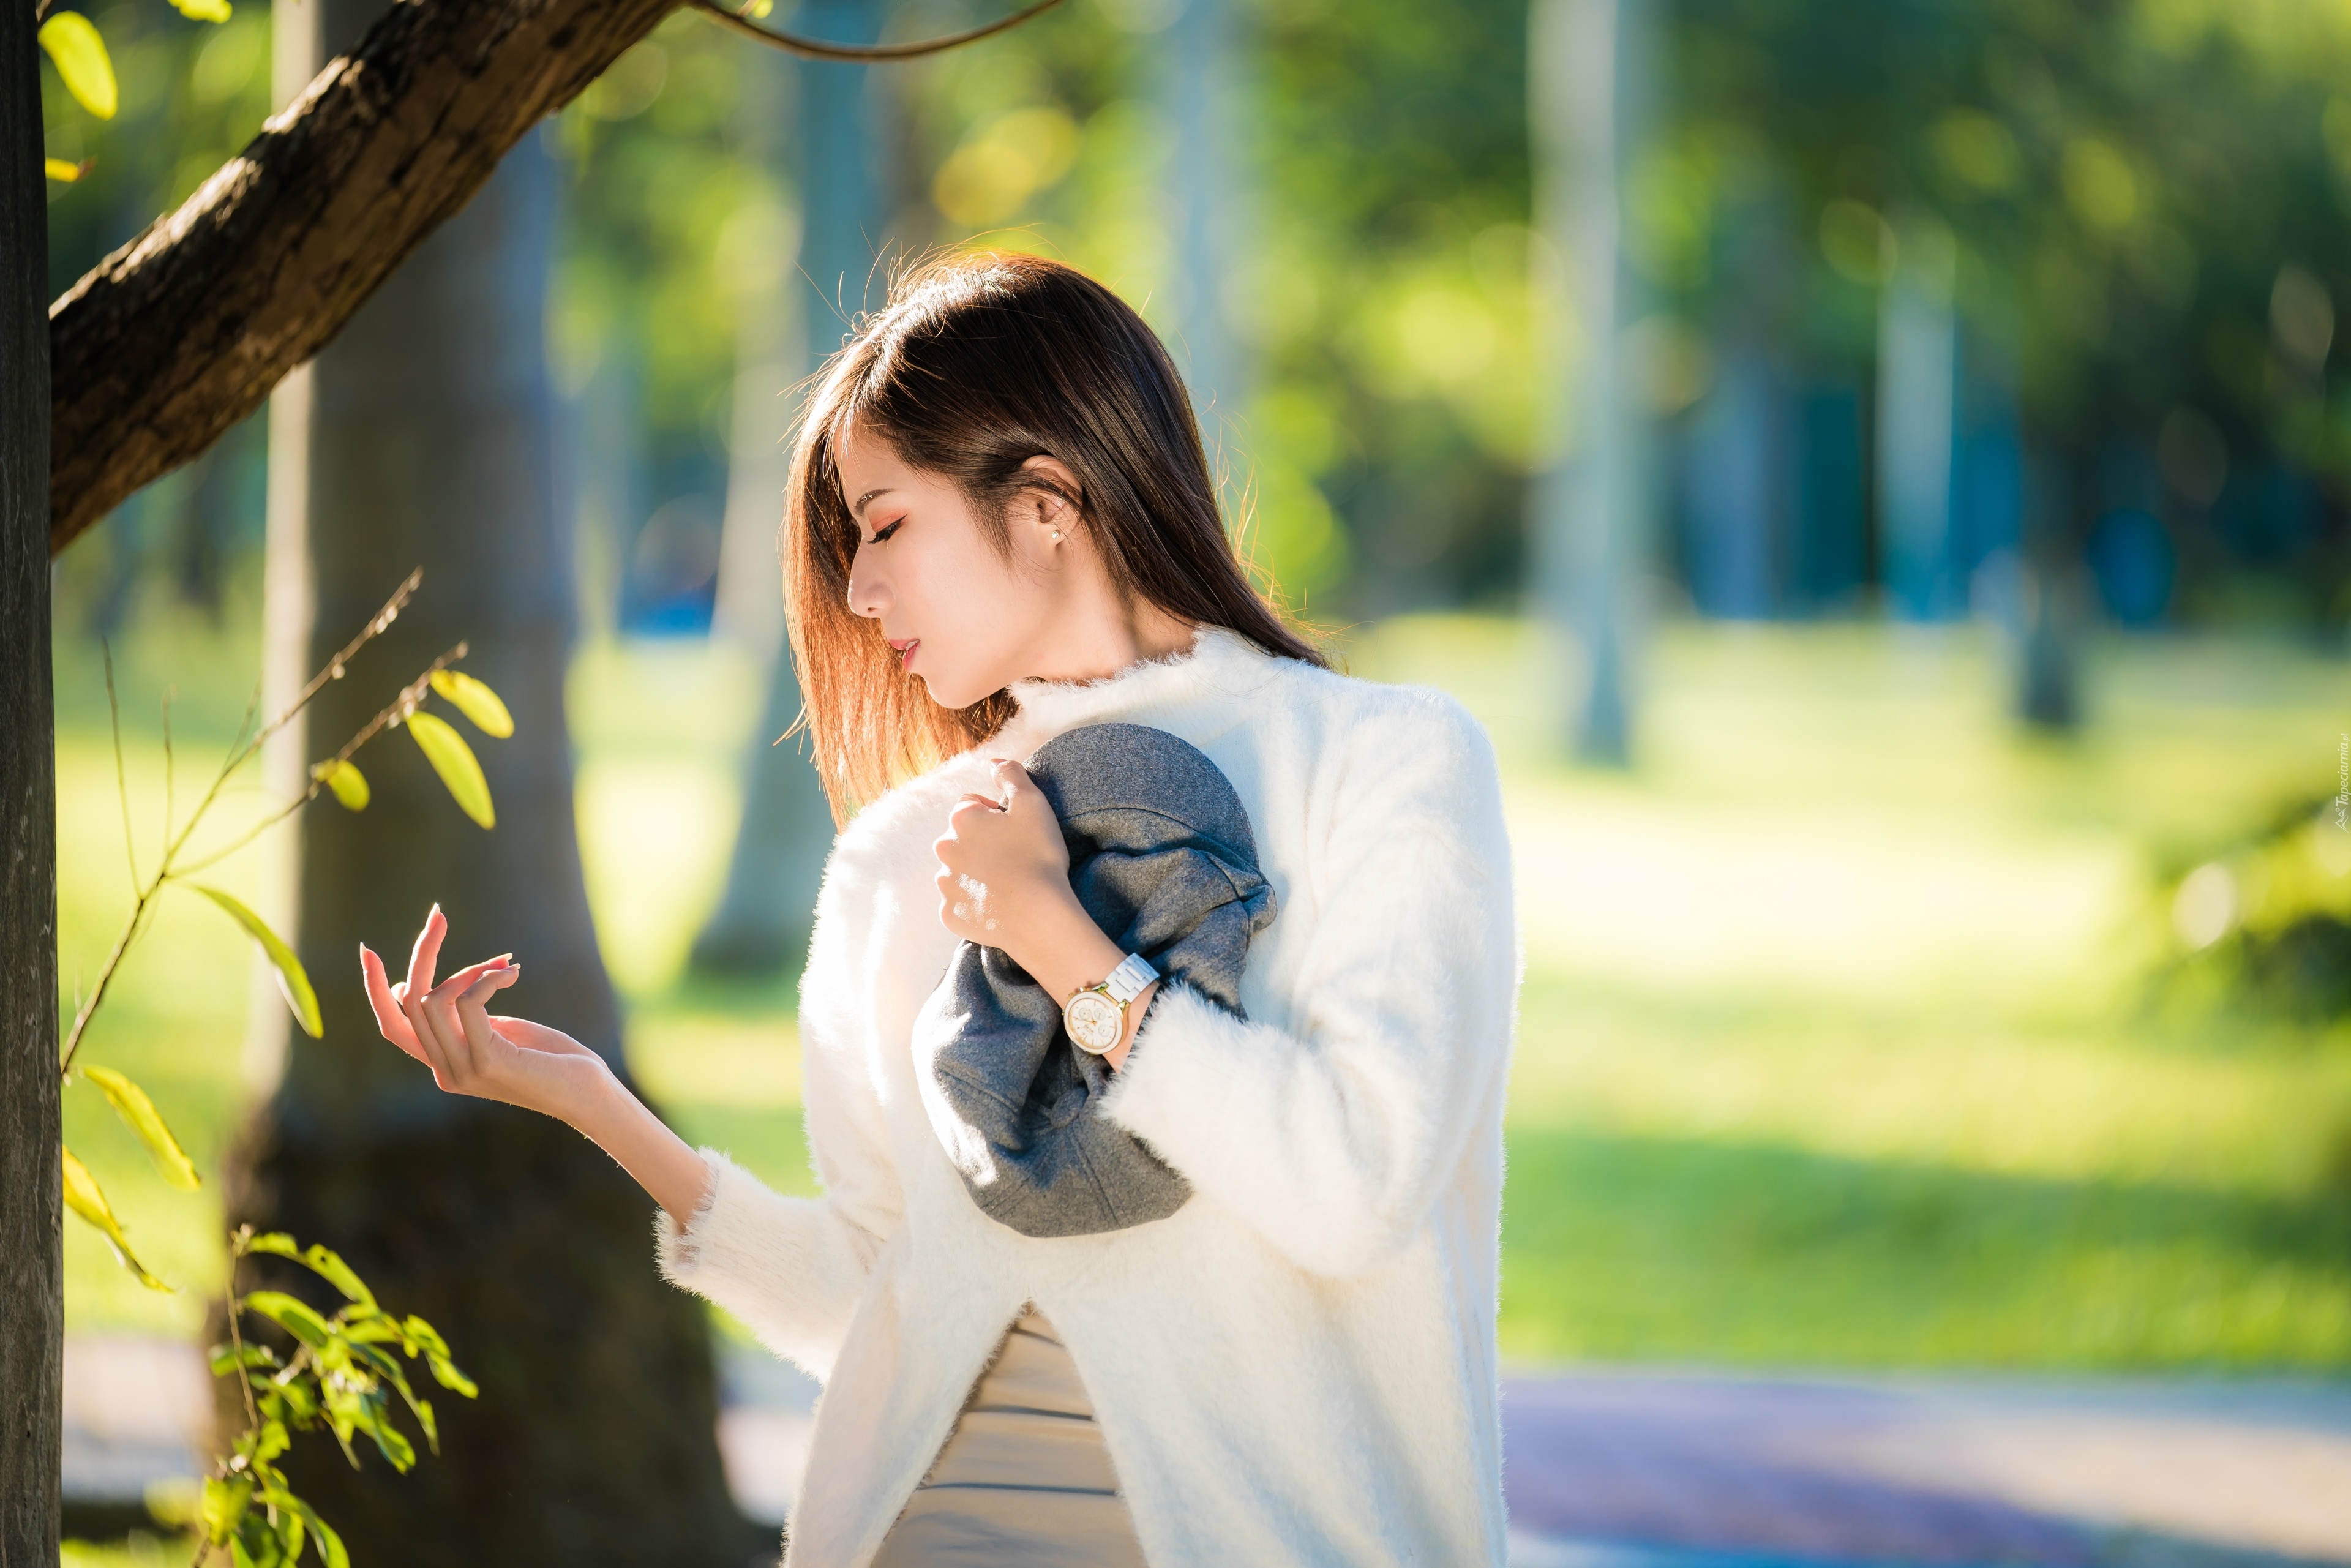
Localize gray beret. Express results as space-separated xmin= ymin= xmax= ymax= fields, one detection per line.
xmin=914 ymin=722 xmax=1277 ymax=1237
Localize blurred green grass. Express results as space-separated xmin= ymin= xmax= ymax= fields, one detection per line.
xmin=56 ymin=597 xmax=2351 ymax=1368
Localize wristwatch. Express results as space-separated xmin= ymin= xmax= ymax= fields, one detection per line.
xmin=1063 ymin=953 xmax=1160 ymax=1056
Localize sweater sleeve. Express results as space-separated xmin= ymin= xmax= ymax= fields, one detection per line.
xmin=1098 ymin=689 xmax=1518 ymax=1280
xmin=653 ymin=853 xmax=909 ymax=1381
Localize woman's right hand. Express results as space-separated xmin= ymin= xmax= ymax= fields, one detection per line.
xmin=361 ymin=904 xmax=612 ymax=1123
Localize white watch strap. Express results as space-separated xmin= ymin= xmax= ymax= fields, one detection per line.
xmin=1103 ymin=952 xmax=1159 ymax=1005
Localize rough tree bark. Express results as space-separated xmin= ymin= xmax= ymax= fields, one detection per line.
xmin=217 ymin=7 xmax=761 ymax=1555
xmin=45 ymin=0 xmax=686 ymax=556
xmin=0 ymin=0 xmax=61 ymax=1559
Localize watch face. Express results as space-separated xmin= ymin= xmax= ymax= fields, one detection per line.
xmin=1065 ymin=990 xmax=1124 ymax=1054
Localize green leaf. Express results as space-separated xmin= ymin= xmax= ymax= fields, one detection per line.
xmin=361 ymin=1410 xmax=417 ymax=1472
xmin=201 ymin=1475 xmax=254 ymax=1544
xmin=210 ymin=1342 xmax=280 ymax=1377
xmin=321 ymin=1377 xmax=416 ymax=1472
xmin=429 ymin=669 xmax=514 ymax=738
xmin=38 ymin=13 xmax=116 ymax=119
xmin=243 ymin=1233 xmax=376 ymax=1309
xmin=171 ymin=0 xmax=233 ymax=20
xmin=45 ymin=156 xmax=91 ymax=182
xmin=78 ymin=1065 xmax=200 ymax=1190
xmin=261 ymin=1491 xmax=349 ymax=1568
xmin=233 ymin=1509 xmax=285 ymax=1568
xmin=62 ymin=1148 xmax=171 ymax=1291
xmin=405 ymin=712 xmax=494 ymax=827
xmin=253 ymin=1419 xmax=290 ymax=1465
xmin=350 ymin=1343 xmax=439 ymax=1455
xmin=242 ymin=1291 xmax=333 ymax=1349
xmin=312 ymin=759 xmax=369 ymax=811
xmin=193 ymin=886 xmax=323 ymax=1039
xmin=402 ymin=1315 xmax=478 ymax=1397
xmin=426 ymin=1349 xmax=477 ymax=1397
xmin=264 ymin=1377 xmax=320 ymax=1426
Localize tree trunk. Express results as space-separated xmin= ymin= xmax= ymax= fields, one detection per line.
xmin=1529 ymin=0 xmax=1653 ymax=765
xmin=1160 ymin=0 xmax=1243 ymax=440
xmin=690 ymin=2 xmax=885 ymax=978
xmin=2017 ymin=446 xmax=2085 ymax=732
xmin=221 ymin=10 xmax=762 ymax=1555
xmin=1 ymin=0 xmax=61 ymax=1555
xmin=44 ymin=0 xmax=685 ymax=557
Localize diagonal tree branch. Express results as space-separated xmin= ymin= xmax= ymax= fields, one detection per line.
xmin=45 ymin=0 xmax=686 ymax=557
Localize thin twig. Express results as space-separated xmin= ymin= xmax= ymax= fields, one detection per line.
xmin=151 ymin=573 xmax=424 ymax=879
xmin=59 ymin=579 xmax=448 ymax=1075
xmin=173 ymin=642 xmax=468 ymax=878
xmin=103 ymin=642 xmax=138 ymax=895
xmin=220 ymin=686 xmax=261 ymax=779
xmin=187 ymin=1236 xmax=264 ymax=1567
xmin=162 ymin=686 xmax=177 ymax=866
xmin=687 ymin=0 xmax=1064 ymax=61
xmin=248 ymin=568 xmax=422 ymax=763
xmin=227 ymin=1229 xmax=261 ymax=1432
xmin=59 ymin=883 xmax=158 ymax=1078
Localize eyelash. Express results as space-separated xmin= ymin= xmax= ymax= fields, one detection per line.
xmin=861 ymin=521 xmax=902 ymax=547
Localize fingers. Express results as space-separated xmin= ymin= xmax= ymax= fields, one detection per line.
xmin=403 ymin=903 xmax=447 ymax=1011
xmin=454 ymin=965 xmax=521 ymax=1060
xmin=359 ymin=945 xmax=424 ymax=1059
xmin=992 ymin=760 xmax=1033 ymax=811
xmin=484 ymin=1013 xmax=592 ymax=1058
xmin=947 ymin=796 xmax=1002 ymax=830
xmin=414 ymin=956 xmax=514 ymax=1080
xmin=410 ymin=973 xmax=471 ymax=1090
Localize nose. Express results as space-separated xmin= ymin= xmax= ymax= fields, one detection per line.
xmin=846 ymin=548 xmax=889 ymax=620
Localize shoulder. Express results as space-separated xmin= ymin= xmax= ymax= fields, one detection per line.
xmin=1282 ymin=659 xmax=1500 ymax=798
xmin=1270 ymin=662 xmax=1509 ymax=872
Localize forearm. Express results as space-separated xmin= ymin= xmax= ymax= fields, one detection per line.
xmin=1008 ymin=895 xmax=1156 ymax=1070
xmin=560 ymin=1066 xmax=713 ymax=1227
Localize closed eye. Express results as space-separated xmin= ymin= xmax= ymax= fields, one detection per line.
xmin=861 ymin=520 xmax=903 ymax=546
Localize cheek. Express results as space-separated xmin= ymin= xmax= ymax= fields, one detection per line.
xmin=908 ymin=540 xmax=1043 ymax=699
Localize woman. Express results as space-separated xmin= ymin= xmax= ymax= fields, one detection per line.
xmin=362 ymin=253 xmax=1518 ymax=1566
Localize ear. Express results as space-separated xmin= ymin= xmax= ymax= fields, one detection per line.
xmin=1018 ymin=454 xmax=1084 ymax=537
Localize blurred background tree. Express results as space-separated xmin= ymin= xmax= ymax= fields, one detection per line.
xmin=689 ymin=0 xmax=889 ymax=981
xmin=212 ymin=0 xmax=757 ymax=1558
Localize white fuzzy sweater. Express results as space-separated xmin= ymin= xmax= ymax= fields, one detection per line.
xmin=657 ymin=627 xmax=1519 ymax=1566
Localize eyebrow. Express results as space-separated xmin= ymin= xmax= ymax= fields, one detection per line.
xmin=852 ymin=487 xmax=896 ymax=517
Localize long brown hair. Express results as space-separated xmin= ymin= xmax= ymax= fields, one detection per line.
xmin=784 ymin=251 xmax=1325 ymax=819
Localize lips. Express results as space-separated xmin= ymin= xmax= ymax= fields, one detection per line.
xmin=888 ymin=637 xmax=920 ymax=669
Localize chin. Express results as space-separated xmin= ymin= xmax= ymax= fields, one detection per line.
xmin=918 ymin=672 xmax=988 ymax=711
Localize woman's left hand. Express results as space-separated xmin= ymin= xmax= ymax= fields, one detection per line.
xmin=935 ymin=759 xmax=1076 ymax=957
xmin=934 ymin=758 xmax=1157 ymax=1067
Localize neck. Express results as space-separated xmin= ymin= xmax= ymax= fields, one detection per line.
xmin=1019 ymin=593 xmax=1196 ymax=687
